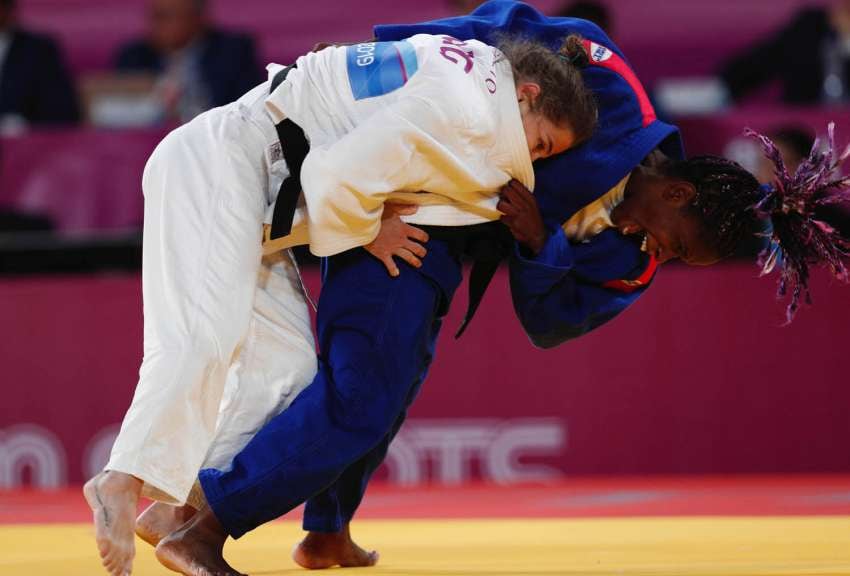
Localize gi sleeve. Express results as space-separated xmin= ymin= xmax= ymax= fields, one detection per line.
xmin=300 ymin=95 xmax=458 ymax=257
xmin=509 ymin=228 xmax=645 ymax=349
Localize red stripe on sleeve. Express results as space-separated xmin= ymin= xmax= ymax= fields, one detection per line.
xmin=602 ymin=254 xmax=659 ymax=293
xmin=581 ymin=39 xmax=657 ymax=128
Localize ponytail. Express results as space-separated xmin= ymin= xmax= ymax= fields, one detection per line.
xmin=747 ymin=123 xmax=850 ymax=321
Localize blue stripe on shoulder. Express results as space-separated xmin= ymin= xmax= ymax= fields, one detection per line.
xmin=347 ymin=41 xmax=419 ymax=101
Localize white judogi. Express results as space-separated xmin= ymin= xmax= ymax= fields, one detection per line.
xmin=264 ymin=34 xmax=533 ymax=255
xmin=106 ymin=83 xmax=318 ymax=504
xmin=106 ymin=34 xmax=532 ymax=505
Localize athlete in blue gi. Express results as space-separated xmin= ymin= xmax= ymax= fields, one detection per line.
xmin=151 ymin=2 xmax=799 ymax=574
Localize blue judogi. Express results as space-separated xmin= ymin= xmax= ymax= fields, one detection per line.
xmin=199 ymin=0 xmax=685 ymax=537
xmin=200 ymin=240 xmax=458 ymax=537
xmin=366 ymin=0 xmax=684 ymax=347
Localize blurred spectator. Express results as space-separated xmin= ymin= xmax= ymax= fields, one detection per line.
xmin=556 ymin=1 xmax=612 ymax=37
xmin=720 ymin=0 xmax=850 ymax=105
xmin=114 ymin=0 xmax=262 ymax=123
xmin=756 ymin=126 xmax=815 ymax=184
xmin=0 ymin=0 xmax=80 ymax=131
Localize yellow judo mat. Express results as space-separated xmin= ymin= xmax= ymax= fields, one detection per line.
xmin=2 ymin=517 xmax=850 ymax=576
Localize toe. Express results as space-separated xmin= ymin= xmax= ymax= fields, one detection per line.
xmin=103 ymin=548 xmax=117 ymax=568
xmin=96 ymin=540 xmax=111 ymax=559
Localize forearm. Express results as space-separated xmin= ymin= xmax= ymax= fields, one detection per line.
xmin=508 ymin=228 xmax=640 ymax=348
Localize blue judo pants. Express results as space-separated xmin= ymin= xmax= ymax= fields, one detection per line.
xmin=198 ymin=240 xmax=460 ymax=538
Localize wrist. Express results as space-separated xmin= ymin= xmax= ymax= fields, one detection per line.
xmin=518 ymin=229 xmax=547 ymax=258
xmin=528 ymin=230 xmax=546 ymax=255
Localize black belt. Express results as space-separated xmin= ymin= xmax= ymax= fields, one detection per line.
xmin=269 ymin=65 xmax=309 ymax=240
xmin=421 ymin=221 xmax=514 ymax=338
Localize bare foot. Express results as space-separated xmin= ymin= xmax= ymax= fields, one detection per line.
xmin=137 ymin=502 xmax=198 ymax=547
xmin=83 ymin=471 xmax=143 ymax=576
xmin=155 ymin=507 xmax=245 ymax=576
xmin=292 ymin=524 xmax=379 ymax=570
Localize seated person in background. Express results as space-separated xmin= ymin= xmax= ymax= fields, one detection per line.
xmin=720 ymin=0 xmax=850 ymax=105
xmin=0 ymin=0 xmax=80 ymax=130
xmin=114 ymin=0 xmax=262 ymax=123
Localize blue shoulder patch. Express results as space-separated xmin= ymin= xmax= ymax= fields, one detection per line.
xmin=346 ymin=41 xmax=419 ymax=101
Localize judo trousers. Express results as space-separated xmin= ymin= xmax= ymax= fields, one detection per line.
xmin=199 ymin=244 xmax=460 ymax=538
xmin=299 ymin=319 xmax=437 ymax=533
xmin=105 ymin=92 xmax=317 ymax=505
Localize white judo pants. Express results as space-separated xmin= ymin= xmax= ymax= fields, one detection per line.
xmin=106 ymin=93 xmax=316 ymax=505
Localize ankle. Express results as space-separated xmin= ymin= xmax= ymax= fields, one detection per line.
xmin=305 ymin=530 xmax=343 ymax=546
xmin=193 ymin=508 xmax=229 ymax=544
xmin=177 ymin=505 xmax=197 ymax=524
xmin=99 ymin=471 xmax=143 ymax=498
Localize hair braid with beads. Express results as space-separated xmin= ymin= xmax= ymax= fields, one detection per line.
xmin=662 ymin=126 xmax=850 ymax=322
xmin=747 ymin=123 xmax=850 ymax=322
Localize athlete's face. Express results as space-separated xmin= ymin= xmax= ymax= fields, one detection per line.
xmin=611 ymin=166 xmax=721 ymax=266
xmin=517 ymin=83 xmax=577 ymax=163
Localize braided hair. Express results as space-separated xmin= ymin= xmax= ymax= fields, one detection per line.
xmin=662 ymin=128 xmax=850 ymax=321
xmin=747 ymin=123 xmax=850 ymax=322
xmin=660 ymin=155 xmax=763 ymax=259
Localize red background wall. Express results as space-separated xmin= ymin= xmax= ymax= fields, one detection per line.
xmin=2 ymin=264 xmax=849 ymax=487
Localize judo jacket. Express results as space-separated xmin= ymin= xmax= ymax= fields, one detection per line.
xmin=263 ymin=34 xmax=534 ymax=257
xmin=375 ymin=0 xmax=686 ymax=348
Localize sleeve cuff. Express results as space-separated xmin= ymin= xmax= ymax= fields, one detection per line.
xmin=513 ymin=228 xmax=574 ymax=272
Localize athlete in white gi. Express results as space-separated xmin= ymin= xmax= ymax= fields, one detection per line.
xmin=84 ymin=33 xmax=588 ymax=576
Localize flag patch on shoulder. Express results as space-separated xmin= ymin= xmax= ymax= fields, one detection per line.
xmin=347 ymin=41 xmax=419 ymax=101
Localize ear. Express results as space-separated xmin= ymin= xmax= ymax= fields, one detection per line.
xmin=516 ymin=81 xmax=542 ymax=104
xmin=662 ymin=181 xmax=696 ymax=207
